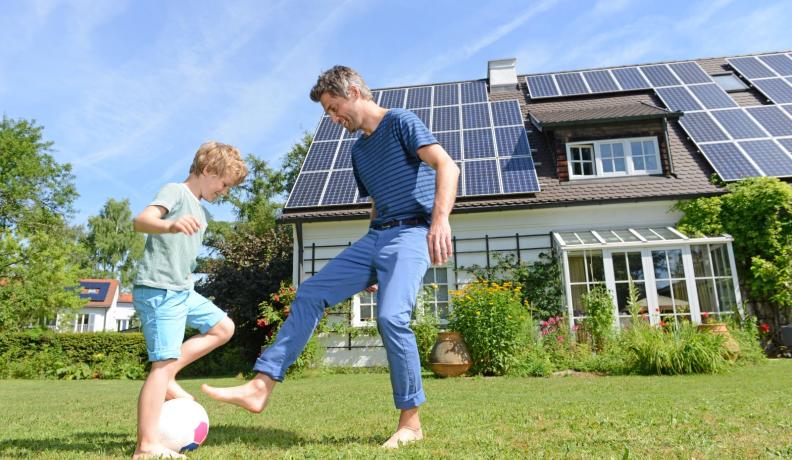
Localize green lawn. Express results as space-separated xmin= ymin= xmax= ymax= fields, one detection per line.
xmin=1 ymin=361 xmax=791 ymax=459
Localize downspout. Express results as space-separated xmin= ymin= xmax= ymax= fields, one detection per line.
xmin=295 ymin=222 xmax=304 ymax=286
xmin=663 ymin=117 xmax=677 ymax=178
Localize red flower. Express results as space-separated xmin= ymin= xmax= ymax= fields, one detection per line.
xmin=556 ymin=335 xmax=565 ymax=343
xmin=273 ymin=294 xmax=280 ymax=303
xmin=760 ymin=323 xmax=770 ymax=333
xmin=701 ymin=311 xmax=709 ymax=318
xmin=283 ymin=307 xmax=290 ymax=316
xmin=660 ymin=321 xmax=668 ymax=327
xmin=256 ymin=319 xmax=267 ymax=328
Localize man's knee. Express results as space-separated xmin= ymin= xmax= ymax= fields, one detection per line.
xmin=376 ymin=310 xmax=411 ymax=334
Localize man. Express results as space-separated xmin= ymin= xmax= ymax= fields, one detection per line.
xmin=202 ymin=65 xmax=459 ymax=449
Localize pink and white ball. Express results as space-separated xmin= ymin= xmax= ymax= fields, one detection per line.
xmin=158 ymin=399 xmax=209 ymax=453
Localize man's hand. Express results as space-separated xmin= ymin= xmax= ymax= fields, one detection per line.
xmin=364 ymin=284 xmax=378 ymax=293
xmin=167 ymin=215 xmax=202 ymax=236
xmin=427 ymin=218 xmax=453 ymax=266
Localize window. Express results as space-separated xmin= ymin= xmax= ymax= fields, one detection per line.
xmin=566 ymin=250 xmax=605 ymax=318
xmin=357 ymin=291 xmax=377 ymax=324
xmin=422 ymin=266 xmax=450 ymax=322
xmin=612 ymin=250 xmax=648 ymax=327
xmin=691 ymin=244 xmax=737 ymax=320
xmin=712 ymin=73 xmax=748 ymax=92
xmin=652 ymin=249 xmax=691 ymax=325
xmin=74 ymin=314 xmax=92 ymax=333
xmin=116 ymin=319 xmax=130 ymax=331
xmin=566 ymin=137 xmax=661 ymax=179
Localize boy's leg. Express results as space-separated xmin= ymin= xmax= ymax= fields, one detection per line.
xmin=373 ymin=225 xmax=430 ymax=448
xmin=202 ymin=231 xmax=378 ymax=412
xmin=133 ymin=360 xmax=185 ymax=459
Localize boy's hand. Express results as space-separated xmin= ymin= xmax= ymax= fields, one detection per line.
xmin=167 ymin=216 xmax=202 ymax=235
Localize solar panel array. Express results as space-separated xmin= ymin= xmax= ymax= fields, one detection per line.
xmin=286 ymin=82 xmax=540 ymax=209
xmin=526 ymin=56 xmax=792 ymax=181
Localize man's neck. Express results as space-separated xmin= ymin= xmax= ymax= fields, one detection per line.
xmin=360 ymin=102 xmax=389 ymax=136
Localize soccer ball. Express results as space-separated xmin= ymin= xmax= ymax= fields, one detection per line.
xmin=158 ymin=398 xmax=209 ymax=452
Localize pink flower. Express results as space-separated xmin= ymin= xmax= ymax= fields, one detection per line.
xmin=556 ymin=335 xmax=565 ymax=343
xmin=573 ymin=324 xmax=580 ymax=331
xmin=541 ymin=329 xmax=549 ymax=336
xmin=701 ymin=311 xmax=710 ymax=318
xmin=549 ymin=317 xmax=557 ymax=325
xmin=541 ymin=321 xmax=548 ymax=327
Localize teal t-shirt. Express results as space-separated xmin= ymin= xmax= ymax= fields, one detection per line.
xmin=134 ymin=183 xmax=207 ymax=291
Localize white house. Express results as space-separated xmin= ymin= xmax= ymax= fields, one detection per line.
xmin=57 ymin=279 xmax=136 ymax=332
xmin=281 ymin=51 xmax=792 ymax=365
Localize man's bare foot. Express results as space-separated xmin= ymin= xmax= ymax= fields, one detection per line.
xmin=201 ymin=375 xmax=274 ymax=414
xmin=165 ymin=380 xmax=194 ymax=401
xmin=381 ymin=427 xmax=423 ymax=449
xmin=132 ymin=444 xmax=186 ymax=459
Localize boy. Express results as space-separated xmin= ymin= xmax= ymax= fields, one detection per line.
xmin=131 ymin=141 xmax=248 ymax=459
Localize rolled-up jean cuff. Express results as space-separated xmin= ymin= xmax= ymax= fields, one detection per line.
xmin=149 ymin=350 xmax=181 ymax=362
xmin=394 ymin=391 xmax=426 ymax=410
xmin=252 ymin=363 xmax=284 ymax=382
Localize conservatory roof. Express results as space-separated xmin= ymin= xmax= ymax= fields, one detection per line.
xmin=552 ymin=227 xmax=732 ymax=249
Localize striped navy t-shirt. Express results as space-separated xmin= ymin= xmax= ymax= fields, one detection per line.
xmin=351 ymin=109 xmax=438 ymax=226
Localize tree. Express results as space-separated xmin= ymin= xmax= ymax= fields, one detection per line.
xmin=0 ymin=116 xmax=85 ymax=330
xmin=82 ymin=198 xmax=144 ymax=289
xmin=675 ymin=177 xmax=792 ymax=343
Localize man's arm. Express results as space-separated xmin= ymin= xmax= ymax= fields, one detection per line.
xmin=417 ymin=143 xmax=459 ymax=265
xmin=369 ymin=198 xmax=377 ymax=223
xmin=133 ymin=205 xmax=202 ymax=236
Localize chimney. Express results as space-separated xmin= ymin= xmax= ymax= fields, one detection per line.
xmin=488 ymin=58 xmax=518 ymax=93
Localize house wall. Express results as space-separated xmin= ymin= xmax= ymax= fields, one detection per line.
xmin=297 ymin=199 xmax=681 ymax=366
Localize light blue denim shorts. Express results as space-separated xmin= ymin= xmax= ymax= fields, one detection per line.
xmin=132 ymin=286 xmax=227 ymax=362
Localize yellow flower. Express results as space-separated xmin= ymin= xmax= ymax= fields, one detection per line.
xmin=430 ymin=283 xmax=439 ymax=290
xmin=475 ymin=311 xmax=480 ymax=315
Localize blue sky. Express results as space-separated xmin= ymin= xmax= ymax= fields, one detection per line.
xmin=2 ymin=0 xmax=790 ymax=225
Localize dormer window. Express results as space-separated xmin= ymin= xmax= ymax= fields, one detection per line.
xmin=566 ymin=137 xmax=661 ymax=179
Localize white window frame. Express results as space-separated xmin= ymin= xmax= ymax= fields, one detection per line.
xmin=566 ymin=136 xmax=662 ymax=179
xmin=351 ymin=290 xmax=377 ymax=327
xmin=116 ymin=319 xmax=130 ymax=331
xmin=74 ymin=313 xmax=93 ymax=333
xmin=421 ymin=265 xmax=451 ymax=324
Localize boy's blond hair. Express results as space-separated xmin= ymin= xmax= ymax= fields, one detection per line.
xmin=189 ymin=141 xmax=248 ymax=185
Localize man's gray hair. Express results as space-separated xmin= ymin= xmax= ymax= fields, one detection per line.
xmin=310 ymin=65 xmax=373 ymax=102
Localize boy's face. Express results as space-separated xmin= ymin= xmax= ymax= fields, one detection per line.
xmin=200 ymin=171 xmax=236 ymax=202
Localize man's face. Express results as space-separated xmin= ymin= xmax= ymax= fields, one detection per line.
xmin=320 ymin=88 xmax=360 ymax=132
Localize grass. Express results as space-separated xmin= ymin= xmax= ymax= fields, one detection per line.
xmin=1 ymin=361 xmax=792 ymax=459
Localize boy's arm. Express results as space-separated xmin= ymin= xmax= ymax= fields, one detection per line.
xmin=133 ymin=205 xmax=202 ymax=235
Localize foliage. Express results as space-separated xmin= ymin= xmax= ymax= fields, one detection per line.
xmin=0 ymin=330 xmax=148 ymax=379
xmin=674 ymin=178 xmax=792 ymax=332
xmin=467 ymin=252 xmax=564 ymax=319
xmin=411 ymin=287 xmax=440 ymax=370
xmin=81 ymin=198 xmax=144 ymax=289
xmin=580 ymin=285 xmax=615 ymax=350
xmin=448 ymin=280 xmax=532 ymax=376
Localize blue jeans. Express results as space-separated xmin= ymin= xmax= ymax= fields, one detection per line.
xmin=254 ymin=224 xmax=430 ymax=409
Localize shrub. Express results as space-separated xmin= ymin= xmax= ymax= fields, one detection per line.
xmin=411 ymin=289 xmax=440 ymax=370
xmin=580 ymin=286 xmax=615 ymax=351
xmin=449 ymin=281 xmax=532 ymax=376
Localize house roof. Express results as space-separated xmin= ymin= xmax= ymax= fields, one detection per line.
xmin=79 ymin=279 xmax=119 ymax=308
xmin=280 ymin=51 xmax=792 ymax=223
xmin=529 ymin=102 xmax=680 ymax=130
xmin=118 ymin=293 xmax=133 ymax=303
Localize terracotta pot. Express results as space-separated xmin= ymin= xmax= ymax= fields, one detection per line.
xmin=429 ymin=331 xmax=472 ymax=378
xmin=697 ymin=323 xmax=740 ymax=358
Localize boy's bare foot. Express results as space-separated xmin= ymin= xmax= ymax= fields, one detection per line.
xmin=165 ymin=380 xmax=194 ymax=401
xmin=132 ymin=444 xmax=186 ymax=459
xmin=201 ymin=375 xmax=274 ymax=414
xmin=381 ymin=427 xmax=423 ymax=449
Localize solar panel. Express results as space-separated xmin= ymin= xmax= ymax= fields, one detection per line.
xmin=464 ymin=160 xmax=500 ymax=195
xmin=491 ymin=100 xmax=523 ymax=126
xmin=710 ymin=109 xmax=767 ymax=139
xmin=343 ymin=128 xmax=361 ymax=140
xmin=434 ymin=84 xmax=459 ymax=106
xmin=611 ymin=67 xmax=651 ymax=90
xmin=463 ymin=129 xmax=495 ymax=159
xmin=410 ymin=108 xmax=431 ymax=128
xmin=432 ymin=105 xmax=460 ymax=132
xmin=655 ymin=86 xmax=702 ymax=111
xmin=687 ymin=83 xmax=738 ymax=109
xmin=556 ymin=72 xmax=589 ymax=95
xmin=778 ymin=137 xmax=792 ymax=153
xmin=738 ymin=140 xmax=792 ymax=177
xmin=728 ymin=56 xmax=775 ymax=79
xmin=757 ymin=54 xmax=792 ymax=77
xmin=500 ymin=157 xmax=540 ymax=193
xmin=435 ymin=131 xmax=461 ymax=160
xmin=699 ymin=142 xmax=760 ymax=181
xmin=80 ymin=281 xmax=109 ymax=301
xmin=321 ymin=170 xmax=358 ymax=205
xmin=302 ymin=141 xmax=338 ymax=171
xmin=640 ymin=65 xmax=681 ymax=87
xmin=314 ymin=116 xmax=343 ymax=141
xmin=679 ymin=112 xmax=729 ymax=143
xmin=495 ymin=126 xmax=530 ymax=157
xmin=406 ymin=86 xmax=432 ymax=109
xmin=746 ymin=106 xmax=792 ymax=136
xmin=334 ymin=140 xmax=354 ymax=169
xmin=461 ymin=81 xmax=488 ymax=104
xmin=669 ymin=62 xmax=711 ymax=84
xmin=462 ymin=103 xmax=491 ymax=129
xmin=380 ymin=89 xmax=406 ymax=109
xmin=456 ymin=162 xmax=464 ymax=196
xmin=526 ymin=74 xmax=559 ymax=98
xmin=286 ymin=172 xmax=327 ymax=207
xmin=783 ymin=105 xmax=792 ymax=116
xmin=583 ymin=70 xmax=620 ymax=93
xmin=752 ymin=78 xmax=792 ymax=104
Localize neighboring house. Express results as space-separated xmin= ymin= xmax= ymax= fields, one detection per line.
xmin=282 ymin=51 xmax=792 ymax=365
xmin=56 ymin=279 xmax=137 ymax=332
